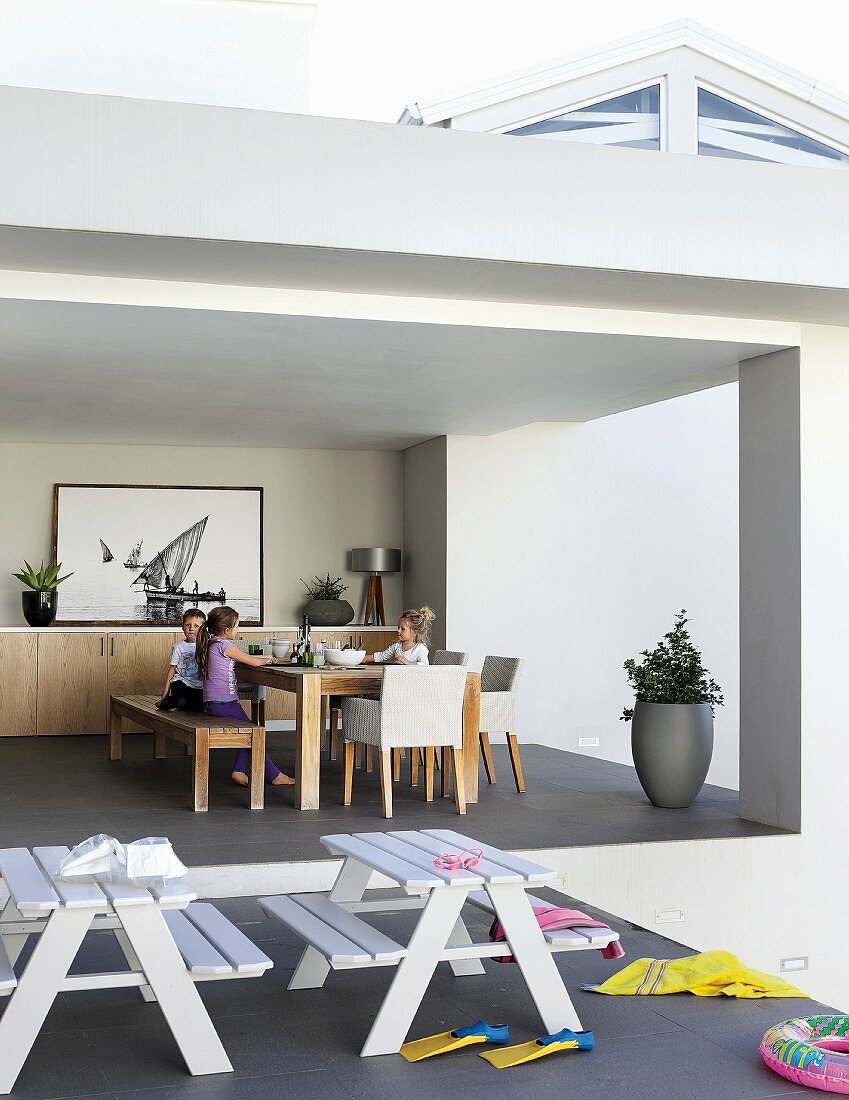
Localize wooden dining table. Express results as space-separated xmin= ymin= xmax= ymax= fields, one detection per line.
xmin=235 ymin=664 xmax=481 ymax=811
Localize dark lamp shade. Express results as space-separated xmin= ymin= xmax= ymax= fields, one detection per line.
xmin=351 ymin=547 xmax=401 ymax=574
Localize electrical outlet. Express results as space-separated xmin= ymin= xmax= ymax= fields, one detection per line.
xmin=654 ymin=907 xmax=685 ymax=923
xmin=578 ymin=737 xmax=599 ymax=747
xmin=780 ymin=957 xmax=808 ymax=972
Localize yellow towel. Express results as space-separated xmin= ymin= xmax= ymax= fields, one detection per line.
xmin=588 ymin=950 xmax=808 ymax=999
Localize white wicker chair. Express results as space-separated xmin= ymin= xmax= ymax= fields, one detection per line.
xmin=479 ymin=655 xmax=526 ymax=793
xmin=341 ymin=666 xmax=468 ymax=818
xmin=428 ymin=650 xmax=470 ymax=791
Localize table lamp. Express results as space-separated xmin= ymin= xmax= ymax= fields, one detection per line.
xmin=351 ymin=547 xmax=402 ymax=626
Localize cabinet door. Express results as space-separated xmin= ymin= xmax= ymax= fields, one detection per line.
xmin=238 ymin=630 xmax=295 ymax=721
xmin=0 ymin=632 xmax=38 ymax=736
xmin=108 ymin=633 xmax=179 ymax=732
xmin=37 ymin=633 xmax=108 ymax=735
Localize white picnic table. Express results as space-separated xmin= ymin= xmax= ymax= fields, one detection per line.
xmin=260 ymin=828 xmax=619 ymax=1057
xmin=0 ymin=846 xmax=273 ymax=1094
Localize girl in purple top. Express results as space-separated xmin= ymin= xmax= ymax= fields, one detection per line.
xmin=196 ymin=606 xmax=294 ymax=788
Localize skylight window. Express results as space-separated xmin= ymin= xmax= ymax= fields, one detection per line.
xmin=698 ymin=88 xmax=849 ymax=169
xmin=507 ymin=85 xmax=660 ymax=150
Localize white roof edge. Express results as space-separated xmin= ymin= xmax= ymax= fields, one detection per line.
xmin=405 ymin=18 xmax=849 ymax=127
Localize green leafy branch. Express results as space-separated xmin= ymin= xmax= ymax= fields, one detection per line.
xmin=621 ymin=610 xmax=724 ymax=722
xmin=301 ymin=573 xmax=348 ymax=601
xmin=13 ymin=560 xmax=74 ymax=592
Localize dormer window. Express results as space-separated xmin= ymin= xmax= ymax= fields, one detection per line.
xmin=698 ymin=88 xmax=849 ymax=169
xmin=507 ymin=85 xmax=661 ymax=151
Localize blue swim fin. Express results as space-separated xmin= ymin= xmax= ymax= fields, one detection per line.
xmin=480 ymin=1027 xmax=594 ymax=1068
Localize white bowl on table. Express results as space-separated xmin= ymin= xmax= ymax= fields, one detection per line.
xmin=324 ymin=649 xmax=366 ymax=667
xmin=271 ymin=639 xmax=292 ymax=660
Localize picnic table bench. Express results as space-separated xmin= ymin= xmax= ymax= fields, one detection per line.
xmin=260 ymin=828 xmax=619 ymax=1056
xmin=109 ymin=694 xmax=265 ymax=811
xmin=0 ymin=845 xmax=273 ymax=1094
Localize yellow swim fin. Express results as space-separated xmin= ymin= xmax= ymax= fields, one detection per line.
xmin=479 ymin=1028 xmax=594 ymax=1069
xmin=400 ymin=1021 xmax=509 ymax=1062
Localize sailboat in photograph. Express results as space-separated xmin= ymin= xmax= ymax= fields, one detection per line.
xmin=123 ymin=540 xmax=147 ymax=569
xmin=99 ymin=539 xmax=114 ymax=563
xmin=131 ymin=517 xmax=225 ymax=603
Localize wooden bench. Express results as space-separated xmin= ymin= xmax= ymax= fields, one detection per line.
xmin=109 ymin=694 xmax=266 ymax=811
xmin=259 ymin=894 xmax=407 ymax=975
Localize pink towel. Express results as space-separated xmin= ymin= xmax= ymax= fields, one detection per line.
xmin=489 ymin=905 xmax=625 ymax=963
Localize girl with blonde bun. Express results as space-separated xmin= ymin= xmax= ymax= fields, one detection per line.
xmin=364 ymin=606 xmax=435 ymax=666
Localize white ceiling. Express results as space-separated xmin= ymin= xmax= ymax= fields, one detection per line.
xmin=0 ymin=298 xmax=783 ymax=450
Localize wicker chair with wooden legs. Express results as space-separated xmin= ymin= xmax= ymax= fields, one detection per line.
xmin=479 ymin=655 xmax=526 ymax=793
xmin=341 ymin=666 xmax=468 ymax=819
xmin=426 ymin=650 xmax=470 ymax=793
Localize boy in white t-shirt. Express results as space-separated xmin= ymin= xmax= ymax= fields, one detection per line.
xmin=157 ymin=608 xmax=205 ymax=711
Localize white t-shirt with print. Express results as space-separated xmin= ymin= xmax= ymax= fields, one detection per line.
xmin=169 ymin=639 xmax=202 ymax=689
xmin=373 ymin=641 xmax=429 ymax=666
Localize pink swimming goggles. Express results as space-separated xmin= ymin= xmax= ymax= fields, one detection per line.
xmin=433 ymin=848 xmax=483 ymax=871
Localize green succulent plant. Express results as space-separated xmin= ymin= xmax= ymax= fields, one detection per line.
xmin=13 ymin=560 xmax=74 ymax=592
xmin=621 ymin=610 xmax=724 ymax=721
xmin=301 ymin=573 xmax=349 ymax=601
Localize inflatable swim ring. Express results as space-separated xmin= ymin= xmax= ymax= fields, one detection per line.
xmin=761 ymin=1017 xmax=849 ymax=1094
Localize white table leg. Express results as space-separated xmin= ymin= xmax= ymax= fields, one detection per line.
xmin=360 ymin=886 xmax=468 ymax=1057
xmin=446 ymin=914 xmax=486 ymax=977
xmin=485 ymin=883 xmax=582 ymax=1034
xmin=113 ymin=927 xmax=156 ymax=1002
xmin=117 ymin=906 xmax=233 ymax=1075
xmin=0 ymin=899 xmax=30 ymax=967
xmin=290 ymin=857 xmax=373 ymax=991
xmin=0 ymin=907 xmax=94 ymax=1095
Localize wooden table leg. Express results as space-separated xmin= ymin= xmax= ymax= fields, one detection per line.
xmin=249 ymin=726 xmax=265 ymax=810
xmin=462 ymin=673 xmax=481 ymax=805
xmin=295 ymin=675 xmax=322 ymax=810
xmin=193 ymin=729 xmax=209 ymax=812
xmin=109 ymin=705 xmax=123 ymax=761
xmin=153 ymin=730 xmax=166 ymax=759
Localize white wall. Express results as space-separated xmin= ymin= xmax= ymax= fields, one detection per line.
xmin=0 ymin=441 xmax=402 ymax=627
xmin=0 ymin=0 xmax=316 ymax=113
xmin=445 ymin=382 xmax=740 ymax=789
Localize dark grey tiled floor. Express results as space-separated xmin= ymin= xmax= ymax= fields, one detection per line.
xmin=0 ymin=735 xmax=785 ymax=864
xmin=2 ymin=892 xmax=823 ymax=1100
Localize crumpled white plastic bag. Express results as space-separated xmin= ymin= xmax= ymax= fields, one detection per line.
xmin=57 ymin=834 xmax=188 ymax=886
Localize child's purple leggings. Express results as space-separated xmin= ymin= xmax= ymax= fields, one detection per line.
xmin=204 ymin=700 xmax=281 ymax=782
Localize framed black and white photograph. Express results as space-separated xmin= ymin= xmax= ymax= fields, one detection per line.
xmin=53 ymin=484 xmax=263 ymax=625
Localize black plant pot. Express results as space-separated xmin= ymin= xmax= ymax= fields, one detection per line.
xmin=22 ymin=590 xmax=57 ymax=627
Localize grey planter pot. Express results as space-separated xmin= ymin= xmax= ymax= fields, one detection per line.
xmin=631 ymin=701 xmax=714 ymax=808
xmin=303 ymin=599 xmax=355 ymax=627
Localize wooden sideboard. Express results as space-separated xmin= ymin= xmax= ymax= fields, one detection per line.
xmin=0 ymin=628 xmax=398 ymax=737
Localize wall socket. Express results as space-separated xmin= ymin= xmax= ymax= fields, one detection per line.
xmin=578 ymin=737 xmax=599 ymax=747
xmin=780 ymin=957 xmax=808 ymax=972
xmin=654 ymin=907 xmax=685 ymax=923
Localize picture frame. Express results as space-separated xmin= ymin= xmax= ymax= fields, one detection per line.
xmin=53 ymin=484 xmax=263 ymax=626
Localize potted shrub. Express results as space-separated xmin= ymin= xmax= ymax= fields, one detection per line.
xmin=13 ymin=560 xmax=74 ymax=627
xmin=301 ymin=573 xmax=355 ymax=627
xmin=621 ymin=610 xmax=723 ymax=808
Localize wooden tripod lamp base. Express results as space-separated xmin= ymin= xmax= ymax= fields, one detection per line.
xmin=362 ymin=575 xmax=386 ymax=626
xmin=351 ymin=548 xmax=402 ymax=628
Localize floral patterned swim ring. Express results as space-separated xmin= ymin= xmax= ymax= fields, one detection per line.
xmin=761 ymin=1017 xmax=849 ymax=1094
